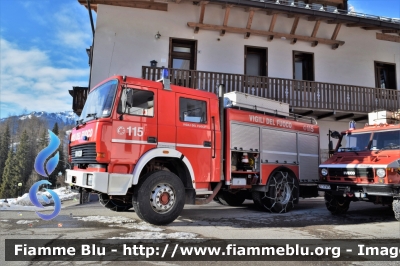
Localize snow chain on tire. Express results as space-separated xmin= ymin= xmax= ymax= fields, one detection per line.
xmin=252 ymin=171 xmax=298 ymax=213
xmin=393 ymin=197 xmax=400 ymax=221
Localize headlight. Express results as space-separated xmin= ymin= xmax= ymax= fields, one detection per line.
xmin=376 ymin=168 xmax=386 ymax=178
xmin=321 ymin=168 xmax=328 ymax=176
xmin=87 ymin=174 xmax=93 ymax=186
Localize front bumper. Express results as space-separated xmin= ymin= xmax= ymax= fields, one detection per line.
xmin=65 ymin=169 xmax=133 ymax=195
xmin=317 ymin=182 xmax=400 ymax=197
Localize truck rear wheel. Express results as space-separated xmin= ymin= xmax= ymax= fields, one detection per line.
xmin=217 ymin=191 xmax=246 ymax=206
xmin=393 ymin=198 xmax=400 ymax=221
xmin=324 ymin=192 xmax=350 ymax=215
xmin=99 ymin=193 xmax=133 ymax=212
xmin=132 ymin=170 xmax=185 ymax=225
xmin=252 ymin=171 xmax=298 ymax=213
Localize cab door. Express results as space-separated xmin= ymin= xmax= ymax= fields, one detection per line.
xmin=111 ymin=86 xmax=157 ymax=172
xmin=176 ymin=94 xmax=212 ymax=184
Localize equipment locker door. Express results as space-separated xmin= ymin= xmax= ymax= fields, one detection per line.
xmin=111 ymin=86 xmax=158 ymax=166
xmin=176 ymin=94 xmax=212 ymax=183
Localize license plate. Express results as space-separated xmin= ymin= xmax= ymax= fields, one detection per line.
xmin=75 ymin=150 xmax=83 ymax=157
xmin=318 ymin=184 xmax=331 ymax=190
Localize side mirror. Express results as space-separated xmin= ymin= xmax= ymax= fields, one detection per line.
xmin=330 ymin=131 xmax=341 ymax=139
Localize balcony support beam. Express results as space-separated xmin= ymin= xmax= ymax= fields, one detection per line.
xmin=220 ymin=5 xmax=232 ymax=36
xmin=354 ymin=116 xmax=368 ymax=122
xmin=194 ymin=1 xmax=208 ymax=34
xmin=376 ymin=33 xmax=400 ymax=43
xmin=335 ymin=113 xmax=354 ymax=121
xmin=267 ymin=14 xmax=278 ymax=42
xmin=317 ymin=112 xmax=335 ymax=120
xmin=245 ymin=10 xmax=255 ymax=39
xmin=187 ymin=22 xmax=345 ymax=48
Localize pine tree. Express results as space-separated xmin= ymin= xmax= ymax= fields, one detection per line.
xmin=0 ymin=123 xmax=11 ymax=184
xmin=0 ymin=149 xmax=16 ymax=198
xmin=48 ymin=123 xmax=64 ymax=187
xmin=52 ymin=122 xmax=59 ymax=136
xmin=13 ymin=130 xmax=31 ymax=194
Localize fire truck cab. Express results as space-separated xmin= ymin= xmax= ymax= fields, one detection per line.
xmin=66 ymin=74 xmax=320 ymax=225
xmin=318 ymin=111 xmax=400 ymax=221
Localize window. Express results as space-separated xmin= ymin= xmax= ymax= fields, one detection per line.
xmin=375 ymin=62 xmax=397 ymax=90
xmin=293 ymin=51 xmax=314 ymax=81
xmin=179 ymin=98 xmax=207 ymax=123
xmin=80 ymin=79 xmax=118 ymax=122
xmin=339 ymin=133 xmax=371 ymax=152
xmin=169 ymin=38 xmax=197 ymax=70
xmin=371 ymin=130 xmax=400 ymax=150
xmin=245 ymin=46 xmax=267 ymax=76
xmin=118 ymin=88 xmax=154 ymax=117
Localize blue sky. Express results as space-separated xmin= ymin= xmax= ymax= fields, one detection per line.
xmin=0 ymin=0 xmax=399 ymax=119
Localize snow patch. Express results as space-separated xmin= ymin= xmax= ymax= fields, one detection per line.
xmin=16 ymin=220 xmax=39 ymax=224
xmin=73 ymin=215 xmax=164 ymax=232
xmin=0 ymin=187 xmax=79 ymax=211
xmin=110 ymin=231 xmax=199 ymax=240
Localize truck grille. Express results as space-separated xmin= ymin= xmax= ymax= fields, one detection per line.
xmin=328 ymin=168 xmax=374 ymax=182
xmin=71 ymin=143 xmax=97 ymax=164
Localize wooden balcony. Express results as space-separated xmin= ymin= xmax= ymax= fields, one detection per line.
xmin=142 ymin=66 xmax=400 ymax=120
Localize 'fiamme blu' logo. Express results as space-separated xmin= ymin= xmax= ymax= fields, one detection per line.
xmin=29 ymin=130 xmax=62 ymax=220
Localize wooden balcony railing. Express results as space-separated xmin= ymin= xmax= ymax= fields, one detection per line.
xmin=142 ymin=66 xmax=400 ymax=113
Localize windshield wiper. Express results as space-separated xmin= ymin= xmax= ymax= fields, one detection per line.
xmin=75 ymin=119 xmax=86 ymax=129
xmin=86 ymin=113 xmax=98 ymax=119
xmin=376 ymin=144 xmax=400 ymax=154
xmin=339 ymin=147 xmax=358 ymax=155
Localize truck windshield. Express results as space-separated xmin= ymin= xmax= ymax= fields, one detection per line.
xmin=371 ymin=130 xmax=400 ymax=151
xmin=80 ymin=79 xmax=118 ymax=122
xmin=338 ymin=133 xmax=371 ymax=152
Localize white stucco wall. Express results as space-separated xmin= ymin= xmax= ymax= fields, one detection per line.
xmin=90 ymin=3 xmax=400 ymax=158
xmin=91 ymin=2 xmax=400 ymax=89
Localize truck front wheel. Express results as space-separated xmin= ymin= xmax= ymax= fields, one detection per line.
xmin=99 ymin=193 xmax=133 ymax=212
xmin=324 ymin=192 xmax=350 ymax=215
xmin=132 ymin=171 xmax=185 ymax=225
xmin=393 ymin=198 xmax=400 ymax=221
xmin=252 ymin=171 xmax=298 ymax=213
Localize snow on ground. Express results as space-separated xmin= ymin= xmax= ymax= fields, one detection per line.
xmin=0 ymin=187 xmax=79 ymax=211
xmin=109 ymin=231 xmax=199 ymax=239
xmin=16 ymin=220 xmax=39 ymax=224
xmin=74 ymin=215 xmax=200 ymax=239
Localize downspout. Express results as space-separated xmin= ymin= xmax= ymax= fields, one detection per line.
xmin=86 ymin=0 xmax=95 ymax=89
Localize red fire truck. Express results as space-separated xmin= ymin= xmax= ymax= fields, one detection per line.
xmin=66 ymin=73 xmax=320 ymax=225
xmin=318 ymin=111 xmax=400 ymax=220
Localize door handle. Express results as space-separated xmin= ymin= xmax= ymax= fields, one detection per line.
xmin=147 ymin=137 xmax=157 ymax=143
xmin=203 ymin=141 xmax=211 ymax=147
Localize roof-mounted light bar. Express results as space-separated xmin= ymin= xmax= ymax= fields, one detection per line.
xmin=158 ymin=67 xmax=171 ymax=91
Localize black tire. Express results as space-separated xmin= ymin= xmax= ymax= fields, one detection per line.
xmin=132 ymin=170 xmax=185 ymax=225
xmin=324 ymin=192 xmax=350 ymax=215
xmin=217 ymin=191 xmax=246 ymax=206
xmin=99 ymin=193 xmax=133 ymax=212
xmin=393 ymin=198 xmax=400 ymax=221
xmin=252 ymin=171 xmax=298 ymax=213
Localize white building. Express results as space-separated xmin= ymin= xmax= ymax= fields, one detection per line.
xmin=72 ymin=0 xmax=400 ymax=160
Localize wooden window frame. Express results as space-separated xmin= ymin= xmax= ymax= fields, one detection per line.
xmin=168 ymin=38 xmax=197 ymax=70
xmin=244 ymin=46 xmax=268 ymax=77
xmin=374 ymin=61 xmax=397 ymax=90
xmin=293 ymin=50 xmax=315 ymax=81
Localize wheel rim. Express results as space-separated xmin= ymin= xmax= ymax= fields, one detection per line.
xmin=275 ymin=181 xmax=291 ymax=204
xmin=150 ymin=183 xmax=176 ymax=213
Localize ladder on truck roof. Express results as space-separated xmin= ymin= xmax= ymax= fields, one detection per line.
xmin=223 ymin=91 xmax=317 ymax=125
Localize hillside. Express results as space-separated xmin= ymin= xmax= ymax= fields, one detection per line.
xmin=1 ymin=111 xmax=78 ymax=128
